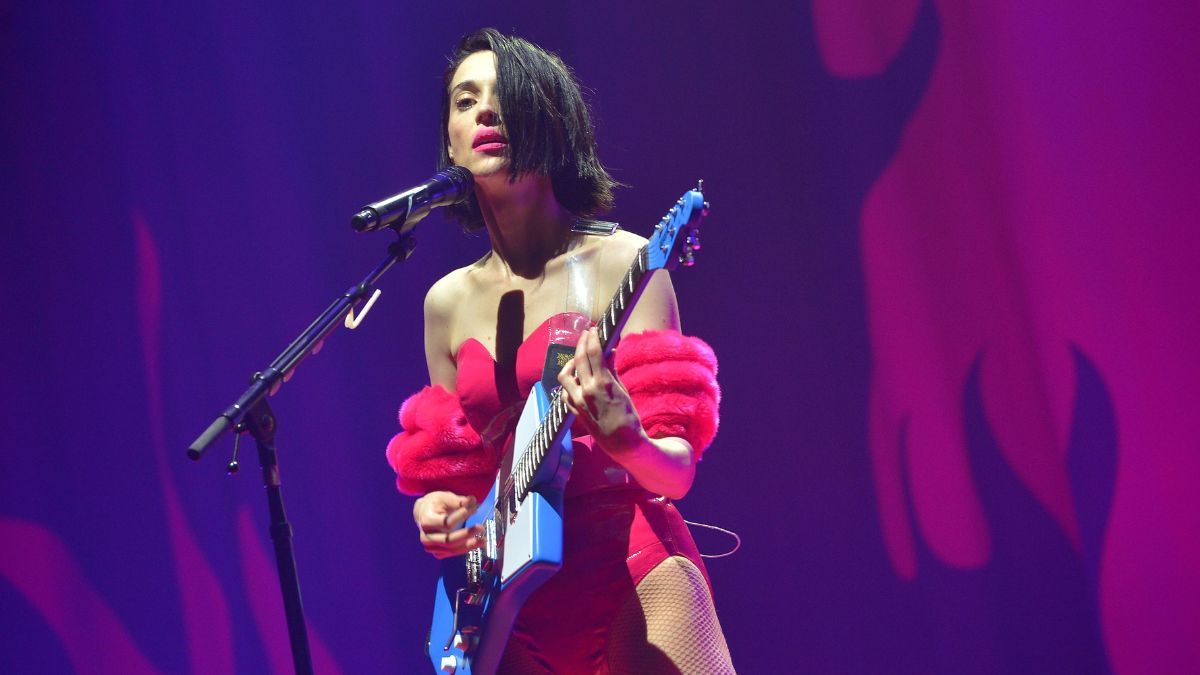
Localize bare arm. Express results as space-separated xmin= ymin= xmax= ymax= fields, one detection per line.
xmin=413 ymin=271 xmax=484 ymax=556
xmin=423 ymin=272 xmax=460 ymax=391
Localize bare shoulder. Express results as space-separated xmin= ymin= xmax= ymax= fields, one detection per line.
xmin=608 ymin=227 xmax=649 ymax=248
xmin=424 ymin=265 xmax=469 ymax=319
xmin=425 ymin=253 xmax=492 ymax=317
xmin=591 ymin=229 xmax=647 ymax=280
xmin=600 ymin=228 xmax=648 ymax=257
xmin=591 ymin=229 xmax=681 ymax=333
xmin=424 ymin=262 xmax=482 ymax=388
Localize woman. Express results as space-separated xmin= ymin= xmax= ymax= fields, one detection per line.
xmin=386 ymin=28 xmax=734 ymax=673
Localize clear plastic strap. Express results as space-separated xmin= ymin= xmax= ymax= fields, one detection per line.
xmin=565 ymin=249 xmax=594 ymax=319
xmin=549 ymin=250 xmax=597 ymax=347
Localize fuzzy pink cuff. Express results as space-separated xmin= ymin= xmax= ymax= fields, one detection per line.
xmin=615 ymin=330 xmax=721 ymax=458
xmin=384 ymin=385 xmax=498 ymax=500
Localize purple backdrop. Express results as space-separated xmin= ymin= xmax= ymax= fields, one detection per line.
xmin=2 ymin=1 xmax=1197 ymax=673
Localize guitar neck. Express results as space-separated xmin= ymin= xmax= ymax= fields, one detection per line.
xmin=502 ymin=244 xmax=654 ymax=510
xmin=595 ymin=244 xmax=653 ymax=356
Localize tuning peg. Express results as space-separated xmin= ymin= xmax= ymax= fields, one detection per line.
xmin=687 ymin=231 xmax=701 ymax=251
xmin=680 ymin=248 xmax=696 ymax=267
xmin=697 ymin=178 xmax=705 ymax=192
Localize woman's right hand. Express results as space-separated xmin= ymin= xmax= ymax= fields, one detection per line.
xmin=412 ymin=491 xmax=485 ymax=559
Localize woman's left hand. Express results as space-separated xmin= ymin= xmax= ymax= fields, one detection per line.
xmin=556 ymin=327 xmax=643 ymax=453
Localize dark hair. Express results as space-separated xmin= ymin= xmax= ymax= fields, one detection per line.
xmin=439 ymin=28 xmax=617 ymax=231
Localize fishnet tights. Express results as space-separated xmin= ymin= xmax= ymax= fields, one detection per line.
xmin=607 ymin=555 xmax=735 ymax=674
xmin=499 ymin=555 xmax=734 ymax=673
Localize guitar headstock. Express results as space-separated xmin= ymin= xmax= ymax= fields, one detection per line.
xmin=646 ymin=180 xmax=709 ymax=272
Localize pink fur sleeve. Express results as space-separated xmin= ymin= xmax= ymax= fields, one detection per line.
xmin=384 ymin=385 xmax=498 ymax=500
xmin=615 ymin=330 xmax=721 ymax=458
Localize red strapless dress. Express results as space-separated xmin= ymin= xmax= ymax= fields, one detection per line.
xmin=454 ymin=314 xmax=710 ymax=671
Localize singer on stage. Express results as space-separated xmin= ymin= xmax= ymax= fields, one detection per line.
xmin=385 ymin=28 xmax=734 ymax=673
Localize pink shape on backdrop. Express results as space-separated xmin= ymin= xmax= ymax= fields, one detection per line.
xmin=0 ymin=518 xmax=161 ymax=674
xmin=136 ymin=213 xmax=343 ymax=673
xmin=812 ymin=0 xmax=922 ymax=77
xmin=815 ymin=1 xmax=1200 ymax=673
xmin=135 ymin=212 xmax=238 ymax=674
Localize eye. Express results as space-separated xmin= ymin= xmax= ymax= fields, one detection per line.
xmin=454 ymin=95 xmax=476 ymax=111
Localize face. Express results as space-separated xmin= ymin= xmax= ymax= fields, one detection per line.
xmin=447 ymin=50 xmax=508 ymax=179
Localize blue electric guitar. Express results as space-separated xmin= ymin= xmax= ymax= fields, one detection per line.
xmin=426 ymin=184 xmax=708 ymax=675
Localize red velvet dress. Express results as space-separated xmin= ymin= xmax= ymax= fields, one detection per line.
xmin=388 ymin=315 xmax=721 ymax=671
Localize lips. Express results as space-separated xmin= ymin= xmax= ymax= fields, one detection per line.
xmin=472 ymin=129 xmax=507 ymax=153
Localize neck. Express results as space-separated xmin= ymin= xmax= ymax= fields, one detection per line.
xmin=475 ymin=173 xmax=576 ymax=278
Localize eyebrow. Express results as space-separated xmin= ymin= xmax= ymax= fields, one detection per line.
xmin=450 ymin=80 xmax=481 ymax=95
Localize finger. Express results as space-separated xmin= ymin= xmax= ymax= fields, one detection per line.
xmin=602 ymin=343 xmax=618 ymax=374
xmin=442 ymin=504 xmax=474 ymax=531
xmin=420 ymin=523 xmax=480 ymax=548
xmin=557 ymin=358 xmax=576 ymax=388
xmin=417 ymin=502 xmax=454 ymax=531
xmin=573 ymin=335 xmax=594 ymax=384
xmin=419 ymin=498 xmax=477 ymax=534
xmin=429 ymin=535 xmax=486 ymax=559
xmin=577 ymin=333 xmax=603 ymax=404
xmin=561 ymin=390 xmax=579 ymax=415
xmin=556 ymin=353 xmax=583 ymax=394
xmin=584 ymin=327 xmax=604 ymax=371
xmin=561 ymin=369 xmax=588 ymax=416
xmin=421 ymin=524 xmax=486 ymax=556
xmin=453 ymin=495 xmax=479 ymax=519
xmin=414 ymin=491 xmax=455 ymax=523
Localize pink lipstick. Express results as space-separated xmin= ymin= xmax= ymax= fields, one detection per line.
xmin=472 ymin=128 xmax=507 ymax=153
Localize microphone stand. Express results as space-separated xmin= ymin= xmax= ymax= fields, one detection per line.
xmin=187 ymin=231 xmax=419 ymax=675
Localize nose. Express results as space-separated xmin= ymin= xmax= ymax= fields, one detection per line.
xmin=476 ymin=95 xmax=501 ymax=126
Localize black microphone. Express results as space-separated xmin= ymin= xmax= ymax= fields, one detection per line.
xmin=350 ymin=166 xmax=474 ymax=233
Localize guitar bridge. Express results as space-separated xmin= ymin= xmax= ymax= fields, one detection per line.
xmin=465 ymin=548 xmax=481 ymax=586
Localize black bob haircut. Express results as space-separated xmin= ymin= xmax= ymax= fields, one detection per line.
xmin=438 ymin=28 xmax=618 ymax=231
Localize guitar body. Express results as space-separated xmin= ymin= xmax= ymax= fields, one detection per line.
xmin=427 ymin=382 xmax=573 ymax=675
xmin=423 ymin=185 xmax=707 ymax=674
